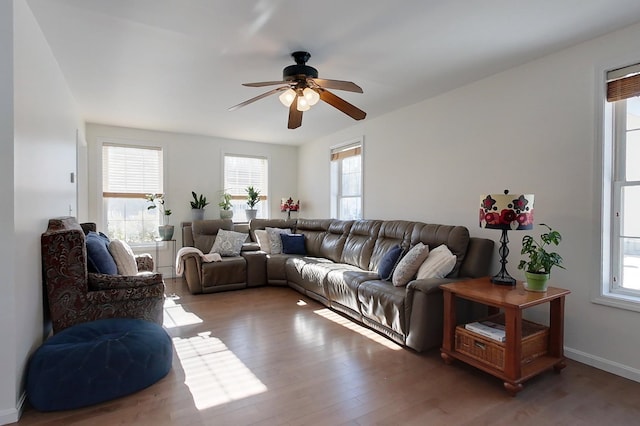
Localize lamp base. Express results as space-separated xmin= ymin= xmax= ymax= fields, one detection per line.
xmin=491 ymin=228 xmax=516 ymax=286
xmin=491 ymin=274 xmax=516 ymax=286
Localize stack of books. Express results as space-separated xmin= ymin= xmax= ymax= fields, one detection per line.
xmin=465 ymin=319 xmax=506 ymax=342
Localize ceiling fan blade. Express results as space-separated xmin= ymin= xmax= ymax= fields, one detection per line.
xmin=243 ymin=81 xmax=290 ymax=88
xmin=319 ymin=89 xmax=367 ymax=120
xmin=288 ymin=100 xmax=302 ymax=129
xmin=311 ymin=78 xmax=363 ymax=93
xmin=228 ymin=86 xmax=288 ymax=111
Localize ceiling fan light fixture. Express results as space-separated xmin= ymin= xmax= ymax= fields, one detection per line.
xmin=296 ymin=95 xmax=311 ymax=112
xmin=230 ymin=51 xmax=366 ymax=129
xmin=279 ymin=88 xmax=296 ymax=107
xmin=303 ymin=87 xmax=320 ymax=106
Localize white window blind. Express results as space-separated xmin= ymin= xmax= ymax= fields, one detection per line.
xmin=102 ymin=143 xmax=163 ymax=243
xmin=103 ymin=144 xmax=163 ymax=197
xmin=223 ymin=155 xmax=268 ymax=220
xmin=607 ymin=63 xmax=640 ymax=102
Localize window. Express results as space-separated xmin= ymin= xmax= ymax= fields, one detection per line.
xmin=223 ymin=155 xmax=268 ymax=221
xmin=330 ymin=139 xmax=363 ymax=220
xmin=102 ymin=143 xmax=163 ymax=244
xmin=601 ymin=63 xmax=640 ymax=309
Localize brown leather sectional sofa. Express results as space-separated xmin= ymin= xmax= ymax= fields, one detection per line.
xmin=181 ymin=218 xmax=494 ymax=352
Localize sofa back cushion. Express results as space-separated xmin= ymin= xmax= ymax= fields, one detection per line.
xmin=368 ymin=220 xmax=415 ymax=272
xmin=341 ymin=220 xmax=382 ymax=270
xmin=191 ymin=220 xmax=235 ymax=253
xmin=410 ymin=223 xmax=470 ymax=278
xmin=320 ymin=220 xmax=353 ymax=262
xmin=295 ymin=219 xmax=333 ymax=256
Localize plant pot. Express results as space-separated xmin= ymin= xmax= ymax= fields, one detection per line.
xmin=245 ymin=209 xmax=257 ymax=222
xmin=524 ymin=272 xmax=550 ymax=292
xmin=220 ymin=209 xmax=233 ymax=220
xmin=191 ymin=208 xmax=205 ymax=221
xmin=158 ymin=225 xmax=174 ymax=241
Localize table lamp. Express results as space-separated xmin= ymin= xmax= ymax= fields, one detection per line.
xmin=281 ymin=197 xmax=300 ymax=219
xmin=479 ymin=190 xmax=534 ymax=285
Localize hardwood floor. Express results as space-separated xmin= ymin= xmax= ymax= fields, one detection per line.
xmin=15 ymin=278 xmax=640 ymax=425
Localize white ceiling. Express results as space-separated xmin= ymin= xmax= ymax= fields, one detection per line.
xmin=26 ymin=0 xmax=640 ymax=145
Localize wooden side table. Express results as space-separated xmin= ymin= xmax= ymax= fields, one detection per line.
xmin=440 ymin=277 xmax=570 ymax=395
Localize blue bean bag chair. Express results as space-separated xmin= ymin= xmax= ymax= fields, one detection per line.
xmin=27 ymin=318 xmax=173 ymax=411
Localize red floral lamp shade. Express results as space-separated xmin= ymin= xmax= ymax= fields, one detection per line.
xmin=281 ymin=197 xmax=299 ymax=212
xmin=480 ymin=190 xmax=534 ymax=286
xmin=479 ymin=193 xmax=534 ymax=230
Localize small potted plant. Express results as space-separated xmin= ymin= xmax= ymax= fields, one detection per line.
xmin=190 ymin=191 xmax=209 ymax=221
xmin=218 ymin=191 xmax=233 ymax=220
xmin=517 ymin=223 xmax=565 ymax=292
xmin=146 ymin=193 xmax=174 ymax=240
xmin=245 ymin=186 xmax=261 ymax=221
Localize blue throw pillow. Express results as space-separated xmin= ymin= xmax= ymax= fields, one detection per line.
xmin=85 ymin=231 xmax=118 ymax=275
xmin=280 ymin=233 xmax=306 ymax=255
xmin=378 ymin=245 xmax=404 ymax=281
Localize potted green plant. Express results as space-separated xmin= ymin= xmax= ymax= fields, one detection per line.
xmin=190 ymin=191 xmax=209 ymax=221
xmin=245 ymin=186 xmax=261 ymax=221
xmin=218 ymin=192 xmax=233 ymax=220
xmin=146 ymin=193 xmax=174 ymax=240
xmin=517 ymin=223 xmax=565 ymax=292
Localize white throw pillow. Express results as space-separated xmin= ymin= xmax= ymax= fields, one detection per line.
xmin=254 ymin=229 xmax=272 ymax=254
xmin=416 ymin=244 xmax=457 ymax=279
xmin=265 ymin=227 xmax=292 ymax=254
xmin=108 ymin=239 xmax=138 ymax=276
xmin=210 ymin=229 xmax=247 ymax=257
xmin=392 ymin=242 xmax=430 ymax=287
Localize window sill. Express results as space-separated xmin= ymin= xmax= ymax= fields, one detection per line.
xmin=592 ymin=291 xmax=640 ymax=313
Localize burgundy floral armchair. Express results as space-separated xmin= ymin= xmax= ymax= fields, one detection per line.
xmin=41 ymin=217 xmax=165 ymax=333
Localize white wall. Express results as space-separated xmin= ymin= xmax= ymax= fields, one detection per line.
xmin=300 ymin=21 xmax=640 ymax=381
xmin=0 ymin=1 xmax=16 ymax=422
xmin=0 ymin=1 xmax=81 ymax=423
xmin=84 ymin=124 xmax=298 ymax=270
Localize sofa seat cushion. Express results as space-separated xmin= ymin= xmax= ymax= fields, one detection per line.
xmin=285 ymin=257 xmax=336 ymax=297
xmin=358 ymin=280 xmax=408 ymax=335
xmin=327 ymin=270 xmax=379 ymax=313
xmin=201 ymin=257 xmax=246 ymax=288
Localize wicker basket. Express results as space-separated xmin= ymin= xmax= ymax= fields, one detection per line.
xmin=455 ymin=314 xmax=548 ymax=371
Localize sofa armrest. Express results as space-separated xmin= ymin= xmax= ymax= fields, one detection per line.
xmin=86 ymin=281 xmax=164 ymax=304
xmin=180 ymin=252 xmax=205 ymax=294
xmin=409 ymin=277 xmax=489 ymax=325
xmin=241 ymin=242 xmax=261 ymax=252
xmin=88 ymin=272 xmax=163 ymax=291
xmin=135 ymin=253 xmax=154 ymax=272
xmin=242 ymin=251 xmax=267 ymax=286
xmin=458 ymin=237 xmax=494 ymax=278
xmin=407 ymin=277 xmax=458 ymax=294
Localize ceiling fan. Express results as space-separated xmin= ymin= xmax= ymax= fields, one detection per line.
xmin=229 ymin=51 xmax=366 ymax=129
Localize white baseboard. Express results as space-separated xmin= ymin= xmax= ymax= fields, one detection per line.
xmin=0 ymin=391 xmax=25 ymax=426
xmin=565 ymin=346 xmax=640 ymax=383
